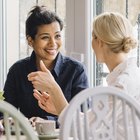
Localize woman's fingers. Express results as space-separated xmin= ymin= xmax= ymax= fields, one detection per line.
xmin=38 ymin=100 xmax=47 ymax=112
xmin=33 ymin=89 xmax=42 ymax=100
xmin=27 ymin=72 xmax=37 ymax=81
xmin=33 ymin=89 xmax=58 ymax=115
xmin=42 ymin=92 xmax=50 ymax=99
xmin=33 ymin=90 xmax=49 ymax=103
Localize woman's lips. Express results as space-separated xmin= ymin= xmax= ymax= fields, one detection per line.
xmin=45 ymin=49 xmax=57 ymax=55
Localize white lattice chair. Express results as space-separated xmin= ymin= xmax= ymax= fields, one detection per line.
xmin=59 ymin=86 xmax=140 ymax=140
xmin=0 ymin=100 xmax=39 ymax=140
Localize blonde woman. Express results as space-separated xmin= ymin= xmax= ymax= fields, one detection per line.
xmin=92 ymin=12 xmax=140 ymax=98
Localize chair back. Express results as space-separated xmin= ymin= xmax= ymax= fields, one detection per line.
xmin=0 ymin=101 xmax=39 ymax=140
xmin=59 ymin=86 xmax=140 ymax=140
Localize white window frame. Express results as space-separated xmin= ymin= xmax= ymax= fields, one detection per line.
xmin=0 ymin=0 xmax=7 ymax=89
xmin=0 ymin=0 xmax=19 ymax=89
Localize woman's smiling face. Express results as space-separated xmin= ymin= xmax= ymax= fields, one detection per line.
xmin=30 ymin=21 xmax=62 ymax=61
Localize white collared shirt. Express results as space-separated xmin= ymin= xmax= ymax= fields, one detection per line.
xmin=107 ymin=57 xmax=140 ymax=101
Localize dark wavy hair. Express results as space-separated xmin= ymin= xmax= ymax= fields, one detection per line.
xmin=26 ymin=5 xmax=63 ymax=39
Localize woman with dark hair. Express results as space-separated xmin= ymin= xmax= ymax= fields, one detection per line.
xmin=2 ymin=6 xmax=88 ymax=127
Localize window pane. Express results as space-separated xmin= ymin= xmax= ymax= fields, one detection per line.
xmin=19 ymin=0 xmax=36 ymax=59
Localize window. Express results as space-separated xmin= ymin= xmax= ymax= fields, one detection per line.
xmin=0 ymin=0 xmax=20 ymax=89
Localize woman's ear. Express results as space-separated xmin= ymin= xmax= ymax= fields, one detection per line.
xmin=27 ymin=36 xmax=33 ymax=47
xmin=97 ymin=38 xmax=104 ymax=48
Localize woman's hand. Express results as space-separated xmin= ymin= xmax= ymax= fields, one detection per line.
xmin=30 ymin=60 xmax=69 ymax=115
xmin=33 ymin=89 xmax=58 ymax=115
xmin=28 ymin=60 xmax=56 ymax=92
xmin=28 ymin=117 xmax=45 ymax=129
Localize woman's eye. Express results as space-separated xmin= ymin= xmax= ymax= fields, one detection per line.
xmin=42 ymin=36 xmax=50 ymax=40
xmin=55 ymin=34 xmax=61 ymax=39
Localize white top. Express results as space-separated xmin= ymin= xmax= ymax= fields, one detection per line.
xmin=59 ymin=57 xmax=140 ymax=118
xmin=106 ymin=57 xmax=140 ymax=101
xmin=58 ymin=57 xmax=140 ymax=138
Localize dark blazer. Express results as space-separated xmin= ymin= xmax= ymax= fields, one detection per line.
xmin=3 ymin=51 xmax=89 ymax=122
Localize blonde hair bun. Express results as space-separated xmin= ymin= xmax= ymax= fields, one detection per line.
xmin=122 ymin=37 xmax=137 ymax=53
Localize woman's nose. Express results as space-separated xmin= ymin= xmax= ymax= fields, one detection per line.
xmin=49 ymin=38 xmax=56 ymax=46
